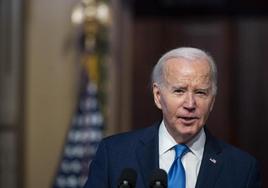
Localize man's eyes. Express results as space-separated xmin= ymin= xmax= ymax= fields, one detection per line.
xmin=195 ymin=90 xmax=208 ymax=96
xmin=172 ymin=88 xmax=209 ymax=95
xmin=173 ymin=89 xmax=185 ymax=93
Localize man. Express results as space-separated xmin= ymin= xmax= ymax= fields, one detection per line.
xmin=83 ymin=47 xmax=261 ymax=188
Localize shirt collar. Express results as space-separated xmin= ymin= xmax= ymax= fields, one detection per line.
xmin=158 ymin=120 xmax=206 ymax=160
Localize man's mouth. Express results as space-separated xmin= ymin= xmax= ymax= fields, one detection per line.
xmin=178 ymin=116 xmax=199 ymax=124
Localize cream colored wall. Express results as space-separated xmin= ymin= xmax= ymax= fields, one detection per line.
xmin=25 ymin=0 xmax=80 ymax=188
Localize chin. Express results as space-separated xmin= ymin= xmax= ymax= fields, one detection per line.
xmin=177 ymin=125 xmax=201 ymax=138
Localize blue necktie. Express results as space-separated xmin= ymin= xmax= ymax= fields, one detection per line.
xmin=168 ymin=144 xmax=189 ymax=188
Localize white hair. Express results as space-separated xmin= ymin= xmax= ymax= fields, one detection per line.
xmin=151 ymin=47 xmax=218 ymax=95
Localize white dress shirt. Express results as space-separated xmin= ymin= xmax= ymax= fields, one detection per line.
xmin=159 ymin=121 xmax=206 ymax=188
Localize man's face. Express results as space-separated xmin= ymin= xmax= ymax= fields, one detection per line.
xmin=153 ymin=57 xmax=215 ymax=143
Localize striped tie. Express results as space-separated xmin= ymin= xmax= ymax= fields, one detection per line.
xmin=168 ymin=144 xmax=189 ymax=188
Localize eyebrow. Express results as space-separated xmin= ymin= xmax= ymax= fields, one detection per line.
xmin=171 ymin=85 xmax=211 ymax=91
xmin=195 ymin=87 xmax=210 ymax=91
xmin=171 ymin=85 xmax=187 ymax=90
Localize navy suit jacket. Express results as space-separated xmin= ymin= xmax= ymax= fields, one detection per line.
xmin=84 ymin=123 xmax=261 ymax=188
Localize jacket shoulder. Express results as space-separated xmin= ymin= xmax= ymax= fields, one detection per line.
xmin=101 ymin=124 xmax=159 ymax=147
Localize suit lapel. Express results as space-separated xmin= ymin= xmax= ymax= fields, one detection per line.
xmin=195 ymin=129 xmax=224 ymax=188
xmin=134 ymin=125 xmax=224 ymax=187
xmin=136 ymin=124 xmax=159 ymax=187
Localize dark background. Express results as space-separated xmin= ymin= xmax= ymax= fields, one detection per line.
xmin=123 ymin=0 xmax=268 ymax=187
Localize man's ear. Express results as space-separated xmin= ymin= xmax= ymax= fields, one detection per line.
xmin=153 ymin=83 xmax=162 ymax=110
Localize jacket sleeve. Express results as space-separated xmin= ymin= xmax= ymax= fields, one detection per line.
xmin=83 ymin=140 xmax=109 ymax=188
xmin=247 ymin=159 xmax=262 ymax=188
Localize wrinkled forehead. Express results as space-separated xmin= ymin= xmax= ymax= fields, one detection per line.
xmin=163 ymin=57 xmax=212 ymax=75
xmin=161 ymin=58 xmax=212 ymax=85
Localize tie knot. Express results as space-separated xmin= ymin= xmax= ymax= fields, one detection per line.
xmin=174 ymin=144 xmax=188 ymax=159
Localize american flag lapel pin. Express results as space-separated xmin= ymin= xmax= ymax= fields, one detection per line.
xmin=209 ymin=158 xmax=217 ymax=164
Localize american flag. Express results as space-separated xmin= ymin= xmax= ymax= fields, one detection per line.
xmin=52 ymin=81 xmax=104 ymax=188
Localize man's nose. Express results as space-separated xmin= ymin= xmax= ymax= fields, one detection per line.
xmin=183 ymin=93 xmax=196 ymax=111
